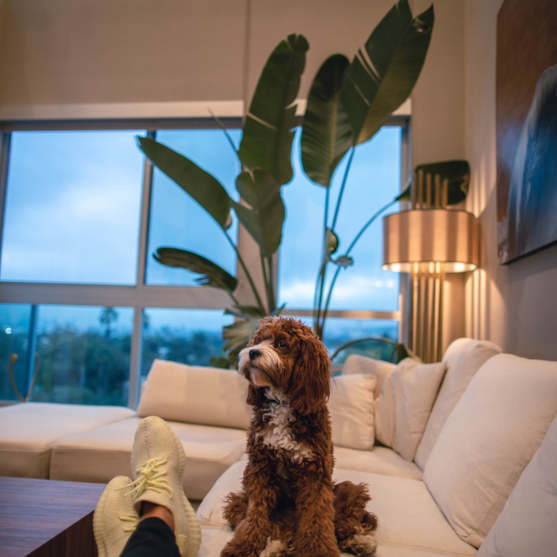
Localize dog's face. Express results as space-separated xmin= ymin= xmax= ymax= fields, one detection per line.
xmin=238 ymin=317 xmax=331 ymax=414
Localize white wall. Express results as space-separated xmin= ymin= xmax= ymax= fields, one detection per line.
xmin=0 ymin=0 xmax=406 ymax=109
xmin=463 ymin=0 xmax=557 ymax=361
xmin=411 ymin=0 xmax=466 ymax=352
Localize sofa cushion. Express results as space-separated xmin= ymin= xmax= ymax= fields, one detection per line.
xmin=342 ymin=355 xmax=396 ymax=398
xmin=424 ymin=353 xmax=557 ymax=548
xmin=477 ymin=412 xmax=557 ymax=557
xmin=198 ymin=462 xmax=475 ymax=556
xmin=0 ymin=402 xmax=134 ymax=479
xmin=415 ymin=338 xmax=502 ymax=470
xmin=329 ymin=374 xmax=376 ymax=450
xmin=137 ymin=360 xmax=252 ymax=430
xmin=334 ymin=446 xmax=423 ymax=480
xmin=197 ymin=528 xmax=462 ymax=557
xmin=375 ymin=359 xmax=446 ymax=461
xmin=50 ymin=416 xmax=246 ymax=500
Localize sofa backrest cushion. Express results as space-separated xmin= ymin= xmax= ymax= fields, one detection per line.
xmin=375 ymin=358 xmax=447 ymax=462
xmin=329 ymin=373 xmax=376 ymax=451
xmin=423 ymin=353 xmax=557 ymax=548
xmin=342 ymin=354 xmax=396 ymax=399
xmin=137 ymin=360 xmax=252 ymax=429
xmin=477 ymin=412 xmax=557 ymax=557
xmin=414 ymin=338 xmax=502 ymax=470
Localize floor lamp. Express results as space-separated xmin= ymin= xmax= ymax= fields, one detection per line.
xmin=382 ymin=174 xmax=478 ymax=363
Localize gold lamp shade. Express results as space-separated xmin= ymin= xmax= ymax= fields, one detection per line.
xmin=382 ymin=209 xmax=478 ymax=273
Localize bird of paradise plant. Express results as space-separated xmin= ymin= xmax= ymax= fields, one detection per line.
xmin=136 ymin=0 xmax=468 ymax=366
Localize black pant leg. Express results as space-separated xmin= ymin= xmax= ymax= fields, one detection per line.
xmin=120 ymin=517 xmax=181 ymax=557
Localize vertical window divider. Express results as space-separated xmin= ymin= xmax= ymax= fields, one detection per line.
xmin=0 ymin=133 xmax=12 ymax=279
xmin=128 ymin=130 xmax=155 ymax=409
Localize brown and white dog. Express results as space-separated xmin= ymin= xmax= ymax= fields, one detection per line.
xmin=221 ymin=317 xmax=378 ymax=557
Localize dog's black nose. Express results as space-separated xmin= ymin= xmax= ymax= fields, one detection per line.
xmin=249 ymin=349 xmax=260 ymax=360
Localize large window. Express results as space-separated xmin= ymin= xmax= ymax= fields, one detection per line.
xmin=0 ymin=119 xmax=405 ymax=408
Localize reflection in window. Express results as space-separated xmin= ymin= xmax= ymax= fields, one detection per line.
xmin=0 ymin=304 xmax=32 ymax=402
xmin=146 ymin=129 xmax=241 ymax=286
xmin=30 ymin=305 xmax=134 ymax=406
xmin=289 ymin=315 xmax=398 ymax=360
xmin=279 ymin=127 xmax=401 ymax=311
xmin=1 ymin=131 xmax=144 ymax=284
xmin=141 ymin=308 xmax=234 ymax=379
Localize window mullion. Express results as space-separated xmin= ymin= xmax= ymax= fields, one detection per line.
xmin=0 ymin=133 xmax=12 ymax=279
xmin=128 ymin=130 xmax=155 ymax=409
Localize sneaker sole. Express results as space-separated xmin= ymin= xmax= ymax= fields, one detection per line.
xmin=93 ymin=480 xmax=113 ymax=557
xmin=161 ymin=419 xmax=202 ymax=557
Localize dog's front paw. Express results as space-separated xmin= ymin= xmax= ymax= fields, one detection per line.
xmin=259 ymin=537 xmax=294 ymax=557
xmin=340 ymin=534 xmax=378 ymax=556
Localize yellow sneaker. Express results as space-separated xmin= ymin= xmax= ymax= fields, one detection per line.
xmin=128 ymin=416 xmax=201 ymax=557
xmin=93 ymin=476 xmax=139 ymax=557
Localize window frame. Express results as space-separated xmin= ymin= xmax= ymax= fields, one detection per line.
xmin=0 ymin=116 xmax=409 ymax=408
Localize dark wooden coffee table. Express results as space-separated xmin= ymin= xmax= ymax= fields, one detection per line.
xmin=0 ymin=476 xmax=106 ymax=557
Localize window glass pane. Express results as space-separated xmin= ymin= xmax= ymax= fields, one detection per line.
xmin=146 ymin=130 xmax=241 ymax=286
xmin=141 ymin=309 xmax=233 ymax=380
xmin=31 ymin=305 xmax=133 ymax=406
xmin=0 ymin=304 xmax=32 ymax=402
xmin=1 ymin=131 xmax=144 ymax=284
xmin=288 ymin=315 xmax=398 ymax=360
xmin=279 ymin=127 xmax=401 ymax=311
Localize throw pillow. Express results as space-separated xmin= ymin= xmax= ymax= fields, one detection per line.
xmin=423 ymin=354 xmax=557 ymax=548
xmin=375 ymin=358 xmax=447 ymax=461
xmin=477 ymin=413 xmax=557 ymax=557
xmin=342 ymin=354 xmax=396 ymax=398
xmin=414 ymin=338 xmax=502 ymax=470
xmin=328 ymin=373 xmax=376 ymax=450
xmin=137 ymin=359 xmax=252 ymax=429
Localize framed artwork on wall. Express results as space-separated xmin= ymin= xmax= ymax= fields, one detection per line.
xmin=496 ymin=0 xmax=557 ymax=264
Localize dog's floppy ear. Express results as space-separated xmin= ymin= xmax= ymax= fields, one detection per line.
xmin=246 ymin=384 xmax=265 ymax=408
xmin=288 ymin=328 xmax=331 ymax=415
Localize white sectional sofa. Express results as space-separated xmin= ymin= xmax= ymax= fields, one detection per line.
xmin=1 ymin=338 xmax=556 ymax=557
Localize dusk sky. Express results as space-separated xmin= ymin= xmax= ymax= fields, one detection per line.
xmin=0 ymin=126 xmax=401 ymax=334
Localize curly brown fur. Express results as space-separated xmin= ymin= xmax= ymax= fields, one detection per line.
xmin=220 ymin=317 xmax=378 ymax=557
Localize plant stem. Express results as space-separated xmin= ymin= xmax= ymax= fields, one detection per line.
xmin=208 ymin=109 xmax=240 ymax=163
xmin=266 ymin=255 xmax=276 ymax=313
xmin=331 ymin=147 xmax=355 ymax=231
xmin=314 ymin=185 xmax=331 ymax=330
xmin=224 ymin=232 xmax=265 ymax=313
xmin=320 ymin=199 xmax=397 ymax=335
xmin=259 ymin=250 xmax=275 ymax=314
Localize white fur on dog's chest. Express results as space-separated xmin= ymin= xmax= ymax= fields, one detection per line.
xmin=257 ymin=390 xmax=313 ymax=464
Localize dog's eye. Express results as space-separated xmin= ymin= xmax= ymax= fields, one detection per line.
xmin=277 ymin=341 xmax=288 ymax=349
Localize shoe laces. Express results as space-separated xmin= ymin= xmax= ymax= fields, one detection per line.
xmin=119 ymin=512 xmax=139 ymax=533
xmin=120 ymin=457 xmax=174 ymax=500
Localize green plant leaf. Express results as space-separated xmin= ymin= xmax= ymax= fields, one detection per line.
xmin=154 ymin=248 xmax=238 ymax=293
xmin=209 ymin=356 xmax=230 ymax=369
xmin=238 ymin=34 xmax=309 ymax=186
xmin=340 ymin=0 xmax=434 ymax=146
xmin=137 ymin=136 xmax=232 ymax=229
xmin=232 ymin=169 xmax=286 ymax=257
xmin=333 ymin=255 xmax=354 ymax=268
xmin=396 ymin=160 xmax=470 ymax=205
xmin=223 ymin=318 xmax=260 ymax=367
xmin=225 ymin=305 xmax=267 ymax=319
xmin=301 ymin=54 xmax=352 ymax=187
xmin=323 ymin=228 xmax=339 ymax=263
xmin=394 ymin=343 xmax=422 ymax=363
